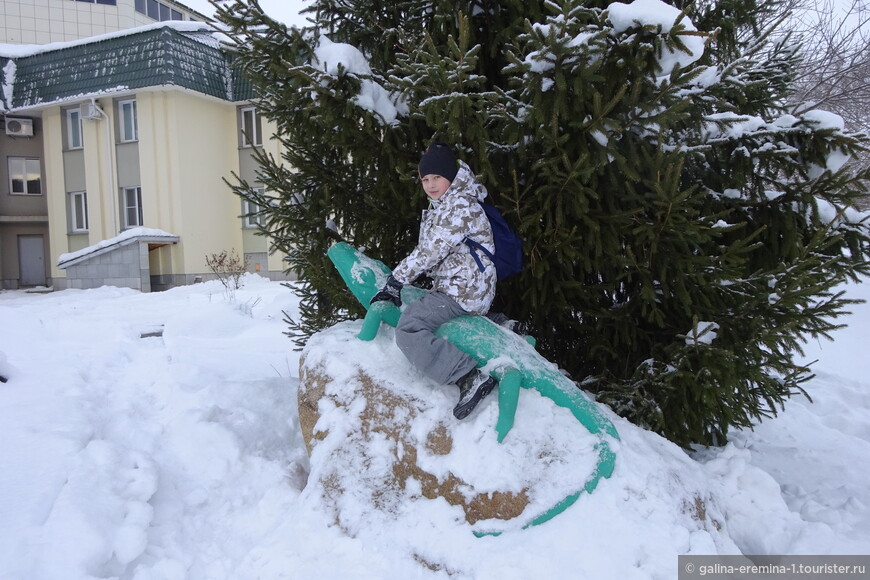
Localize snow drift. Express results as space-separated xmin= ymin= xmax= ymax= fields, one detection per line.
xmin=0 ymin=276 xmax=868 ymax=579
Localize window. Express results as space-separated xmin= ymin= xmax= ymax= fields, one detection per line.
xmin=74 ymin=0 xmax=118 ymax=4
xmin=240 ymin=107 xmax=262 ymax=147
xmin=243 ymin=188 xmax=265 ymax=228
xmin=122 ymin=187 xmax=143 ymax=228
xmin=8 ymin=157 xmax=42 ymax=195
xmin=67 ymin=108 xmax=83 ymax=150
xmin=136 ymin=0 xmax=184 ymax=20
xmin=70 ymin=191 xmax=89 ymax=232
xmin=119 ymin=99 xmax=138 ymax=142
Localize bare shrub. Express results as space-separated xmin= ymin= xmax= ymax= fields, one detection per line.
xmin=205 ymin=249 xmax=249 ymax=300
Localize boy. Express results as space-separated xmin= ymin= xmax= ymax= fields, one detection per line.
xmin=370 ymin=143 xmax=498 ymax=419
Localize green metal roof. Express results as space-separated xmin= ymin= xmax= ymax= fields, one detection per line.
xmin=7 ymin=26 xmax=254 ymax=110
xmin=230 ymin=52 xmax=256 ymax=102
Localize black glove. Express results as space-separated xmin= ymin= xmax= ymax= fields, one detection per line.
xmin=370 ymin=275 xmax=403 ymax=307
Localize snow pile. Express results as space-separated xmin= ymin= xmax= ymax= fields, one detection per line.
xmin=607 ymin=0 xmax=706 ymax=74
xmin=312 ymin=36 xmax=408 ymax=125
xmin=0 ymin=278 xmax=306 ymax=580
xmin=300 ymin=321 xmax=609 ymax=535
xmin=0 ymin=274 xmax=867 ymax=578
xmin=803 ymin=110 xmax=851 ymax=177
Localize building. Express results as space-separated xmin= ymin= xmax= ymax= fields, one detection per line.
xmin=1 ymin=0 xmax=290 ymax=291
xmin=1 ymin=0 xmax=208 ymax=45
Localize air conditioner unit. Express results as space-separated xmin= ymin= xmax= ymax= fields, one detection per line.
xmin=80 ymin=101 xmax=101 ymax=120
xmin=5 ymin=117 xmax=33 ymax=137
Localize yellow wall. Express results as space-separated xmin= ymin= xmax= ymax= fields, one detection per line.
xmin=42 ymin=108 xmax=67 ymax=281
xmin=85 ymin=100 xmax=120 ymax=240
xmin=260 ymin=117 xmax=289 ymax=274
xmin=137 ymin=90 xmax=243 ymax=276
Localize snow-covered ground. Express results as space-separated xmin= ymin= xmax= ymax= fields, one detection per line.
xmin=0 ymin=273 xmax=867 ymax=580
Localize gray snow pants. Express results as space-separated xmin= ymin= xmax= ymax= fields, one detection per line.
xmin=395 ymin=291 xmax=478 ymax=386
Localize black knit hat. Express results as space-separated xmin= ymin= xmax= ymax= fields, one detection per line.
xmin=418 ymin=143 xmax=458 ymax=182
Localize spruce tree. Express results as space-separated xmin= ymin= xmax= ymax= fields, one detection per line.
xmin=215 ymin=0 xmax=870 ymax=447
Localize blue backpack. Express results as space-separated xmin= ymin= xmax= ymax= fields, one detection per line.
xmin=464 ymin=201 xmax=524 ymax=281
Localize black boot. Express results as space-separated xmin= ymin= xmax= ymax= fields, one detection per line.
xmin=453 ymin=369 xmax=497 ymax=420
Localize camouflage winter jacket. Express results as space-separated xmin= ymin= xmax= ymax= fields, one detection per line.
xmin=392 ymin=161 xmax=497 ymax=315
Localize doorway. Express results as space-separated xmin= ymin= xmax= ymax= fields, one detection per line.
xmin=18 ymin=235 xmax=46 ymax=287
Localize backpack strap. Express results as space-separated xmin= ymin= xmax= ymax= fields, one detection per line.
xmin=464 ymin=237 xmax=494 ymax=273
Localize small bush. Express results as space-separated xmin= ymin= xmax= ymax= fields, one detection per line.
xmin=206 ymin=249 xmax=249 ymax=300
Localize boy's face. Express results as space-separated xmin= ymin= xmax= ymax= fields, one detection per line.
xmin=420 ymin=174 xmax=451 ymax=200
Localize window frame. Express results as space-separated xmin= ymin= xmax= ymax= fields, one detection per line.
xmin=240 ymin=107 xmax=262 ymax=148
xmin=243 ymin=187 xmax=265 ymax=228
xmin=136 ymin=0 xmax=179 ymax=19
xmin=118 ymin=98 xmax=138 ymax=143
xmin=66 ymin=108 xmax=83 ymax=150
xmin=121 ymin=186 xmax=143 ymax=229
xmin=8 ymin=157 xmax=43 ymax=196
xmin=69 ymin=191 xmax=89 ymax=233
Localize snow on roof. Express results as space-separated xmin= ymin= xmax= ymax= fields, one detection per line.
xmin=2 ymin=21 xmax=244 ymax=113
xmin=0 ymin=21 xmax=219 ymax=59
xmin=57 ymin=227 xmax=179 ymax=269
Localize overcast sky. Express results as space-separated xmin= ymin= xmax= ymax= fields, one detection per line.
xmin=180 ymin=0 xmax=311 ymax=28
